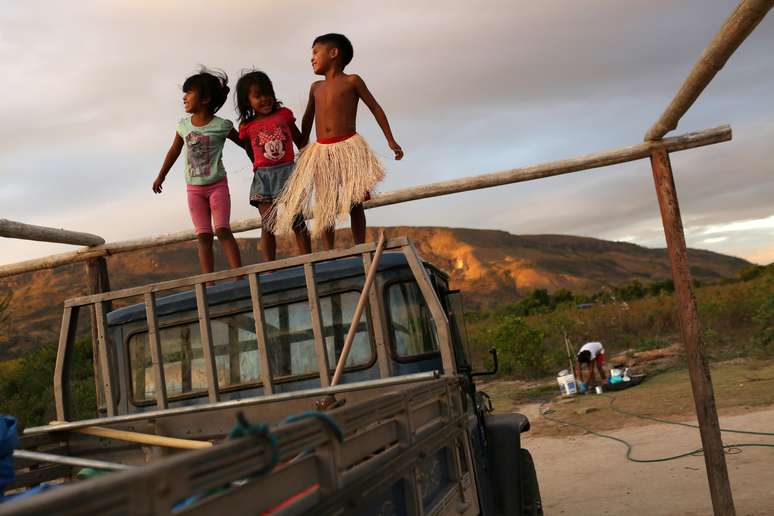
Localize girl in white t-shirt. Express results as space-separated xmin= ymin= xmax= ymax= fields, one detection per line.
xmin=152 ymin=69 xmax=248 ymax=273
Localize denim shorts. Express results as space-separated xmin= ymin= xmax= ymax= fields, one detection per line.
xmin=250 ymin=161 xmax=294 ymax=207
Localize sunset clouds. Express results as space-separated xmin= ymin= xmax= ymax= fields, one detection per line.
xmin=1 ymin=0 xmax=772 ymax=264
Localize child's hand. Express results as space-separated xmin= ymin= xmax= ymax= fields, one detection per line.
xmin=152 ymin=176 xmax=164 ymax=194
xmin=388 ymin=140 xmax=403 ymax=160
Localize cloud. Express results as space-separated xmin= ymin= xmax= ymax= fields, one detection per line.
xmin=1 ymin=0 xmax=773 ymax=266
xmin=702 ymin=214 xmax=774 ymax=235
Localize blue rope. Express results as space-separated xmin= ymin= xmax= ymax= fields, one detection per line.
xmin=229 ymin=412 xmax=279 ymax=476
xmin=174 ymin=411 xmax=341 ymax=512
xmin=284 ymin=411 xmax=344 ymax=442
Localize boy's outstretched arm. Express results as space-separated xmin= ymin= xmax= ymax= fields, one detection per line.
xmin=351 ymin=75 xmax=403 ymax=160
xmin=227 ymin=128 xmax=253 ymax=162
xmin=300 ymin=85 xmax=317 ymax=148
xmin=153 ymin=133 xmax=184 ymax=193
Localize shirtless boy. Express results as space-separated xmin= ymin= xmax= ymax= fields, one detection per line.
xmin=273 ymin=33 xmax=402 ymax=249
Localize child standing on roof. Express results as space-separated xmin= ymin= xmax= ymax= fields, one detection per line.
xmin=272 ymin=33 xmax=403 ymax=249
xmin=235 ymin=71 xmax=311 ymax=261
xmin=152 ymin=68 xmax=244 ymax=274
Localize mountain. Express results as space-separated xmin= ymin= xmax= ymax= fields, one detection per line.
xmin=0 ymin=226 xmax=750 ymax=358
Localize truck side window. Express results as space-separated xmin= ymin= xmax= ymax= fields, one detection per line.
xmin=128 ymin=291 xmax=372 ymax=402
xmin=386 ymin=282 xmax=439 ymax=358
xmin=128 ymin=316 xmax=259 ymax=402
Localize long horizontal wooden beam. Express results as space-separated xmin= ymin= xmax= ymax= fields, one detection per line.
xmin=645 ymin=0 xmax=774 ymax=141
xmin=0 ymin=218 xmax=105 ymax=247
xmin=0 ymin=125 xmax=731 ymax=279
xmin=365 ymin=125 xmax=730 ymax=209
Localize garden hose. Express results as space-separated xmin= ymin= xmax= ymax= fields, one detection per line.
xmin=539 ymin=395 xmax=774 ymax=463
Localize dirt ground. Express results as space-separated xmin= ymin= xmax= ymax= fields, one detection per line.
xmin=482 ymin=359 xmax=774 ymax=515
xmin=523 ymin=407 xmax=774 ymax=515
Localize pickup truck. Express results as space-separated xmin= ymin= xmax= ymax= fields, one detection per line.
xmin=1 ymin=237 xmax=541 ymax=515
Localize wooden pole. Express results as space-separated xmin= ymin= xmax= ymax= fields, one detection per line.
xmin=649 ymin=147 xmax=735 ymax=516
xmin=645 ymin=0 xmax=774 ymax=140
xmin=75 ymin=426 xmax=212 ymax=449
xmin=0 ymin=218 xmax=105 ymax=246
xmin=331 ymin=231 xmax=387 ymax=387
xmin=0 ymin=125 xmax=731 ymax=279
xmin=86 ymin=257 xmax=111 ymax=412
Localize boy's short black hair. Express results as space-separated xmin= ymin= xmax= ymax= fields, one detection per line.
xmin=313 ymin=33 xmax=353 ymax=67
xmin=577 ymin=350 xmax=592 ymax=363
xmin=182 ymin=67 xmax=230 ymax=114
xmin=235 ymin=70 xmax=283 ymax=123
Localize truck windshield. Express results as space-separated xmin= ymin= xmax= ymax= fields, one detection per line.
xmin=127 ymin=291 xmax=372 ymax=403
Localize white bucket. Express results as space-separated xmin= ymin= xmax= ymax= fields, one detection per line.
xmin=557 ymin=372 xmax=577 ymax=396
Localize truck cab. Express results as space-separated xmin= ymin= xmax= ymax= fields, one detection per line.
xmin=106 ymin=252 xmax=453 ymax=413
xmin=7 ymin=238 xmax=541 ymax=516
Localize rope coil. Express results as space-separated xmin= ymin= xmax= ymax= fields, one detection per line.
xmin=229 ymin=412 xmax=279 ymax=476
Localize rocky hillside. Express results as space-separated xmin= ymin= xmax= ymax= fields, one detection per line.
xmin=0 ymin=226 xmax=749 ymax=358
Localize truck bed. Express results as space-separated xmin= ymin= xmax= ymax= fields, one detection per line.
xmin=2 ymin=376 xmax=478 ymax=516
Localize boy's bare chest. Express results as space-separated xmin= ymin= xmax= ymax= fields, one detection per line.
xmin=314 ymin=83 xmax=358 ymax=111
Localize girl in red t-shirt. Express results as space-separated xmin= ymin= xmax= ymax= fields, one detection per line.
xmin=236 ymin=71 xmax=311 ymax=260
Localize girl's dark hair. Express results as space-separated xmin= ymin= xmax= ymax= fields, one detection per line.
xmin=182 ymin=67 xmax=230 ymax=114
xmin=235 ymin=70 xmax=283 ymax=123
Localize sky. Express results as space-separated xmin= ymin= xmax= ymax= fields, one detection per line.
xmin=1 ymin=0 xmax=773 ymax=266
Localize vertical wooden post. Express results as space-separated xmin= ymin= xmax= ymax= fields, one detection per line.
xmin=94 ymin=301 xmax=117 ymax=416
xmin=86 ymin=257 xmax=111 ymax=410
xmin=195 ymin=283 xmax=220 ymax=403
xmin=54 ymin=306 xmax=80 ymax=421
xmin=305 ymin=263 xmax=331 ymax=387
xmin=363 ymin=252 xmax=391 ymax=378
xmin=330 ymin=232 xmax=387 ymax=387
xmin=649 ymin=147 xmax=735 ymax=516
xmin=144 ymin=292 xmax=168 ymax=410
xmin=248 ymin=273 xmax=274 ymax=394
xmin=402 ymin=243 xmax=455 ymax=374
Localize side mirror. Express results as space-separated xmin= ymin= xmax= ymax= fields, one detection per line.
xmin=472 ymin=348 xmax=498 ymax=377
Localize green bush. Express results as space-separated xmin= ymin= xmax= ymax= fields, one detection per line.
xmin=739 ymin=265 xmax=766 ymax=282
xmin=0 ymin=337 xmax=96 ymax=430
xmin=466 ymin=265 xmax=773 ymax=379
xmin=490 ymin=315 xmax=559 ymax=378
xmin=752 ymin=294 xmax=774 ymax=351
xmin=615 ymin=279 xmax=647 ymax=301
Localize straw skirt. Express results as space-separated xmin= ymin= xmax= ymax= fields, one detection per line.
xmin=272 ymin=133 xmax=384 ymax=236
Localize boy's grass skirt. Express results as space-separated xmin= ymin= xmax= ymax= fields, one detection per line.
xmin=271 ymin=133 xmax=384 ymax=237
